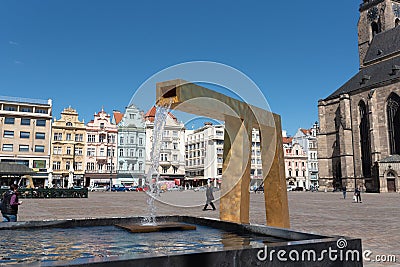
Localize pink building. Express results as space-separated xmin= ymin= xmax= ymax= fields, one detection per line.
xmin=283 ymin=137 xmax=309 ymax=190
xmin=84 ymin=109 xmax=117 ymax=187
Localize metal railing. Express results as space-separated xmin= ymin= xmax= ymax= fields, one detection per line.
xmin=0 ymin=188 xmax=88 ymax=198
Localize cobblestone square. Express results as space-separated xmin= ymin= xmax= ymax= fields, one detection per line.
xmin=16 ymin=191 xmax=399 ymax=266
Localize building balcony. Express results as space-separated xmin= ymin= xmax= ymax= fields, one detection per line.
xmin=159 ymin=161 xmax=171 ymax=167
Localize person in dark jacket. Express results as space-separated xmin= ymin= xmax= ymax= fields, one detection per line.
xmin=1 ymin=184 xmax=22 ymax=222
xmin=203 ymin=183 xmax=216 ymax=211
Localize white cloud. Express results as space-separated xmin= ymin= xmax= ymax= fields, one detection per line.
xmin=9 ymin=41 xmax=19 ymax=45
xmin=14 ymin=60 xmax=23 ymax=64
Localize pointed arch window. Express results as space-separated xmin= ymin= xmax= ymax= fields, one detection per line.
xmin=359 ymin=101 xmax=372 ymax=178
xmin=371 ymin=21 xmax=381 ymax=37
xmin=387 ymin=93 xmax=400 ymax=154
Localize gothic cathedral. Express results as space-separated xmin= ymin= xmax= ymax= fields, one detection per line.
xmin=318 ymin=0 xmax=400 ymax=192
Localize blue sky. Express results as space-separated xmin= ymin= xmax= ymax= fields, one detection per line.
xmin=1 ymin=0 xmax=361 ymax=135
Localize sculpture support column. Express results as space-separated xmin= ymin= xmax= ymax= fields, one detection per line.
xmin=261 ymin=114 xmax=290 ymax=228
xmin=220 ymin=115 xmax=252 ymax=224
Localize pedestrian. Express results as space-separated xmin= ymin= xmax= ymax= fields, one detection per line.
xmin=1 ymin=184 xmax=22 ymax=222
xmin=342 ymin=186 xmax=347 ymax=199
xmin=203 ymin=183 xmax=216 ymax=211
xmin=355 ymin=187 xmax=362 ymax=203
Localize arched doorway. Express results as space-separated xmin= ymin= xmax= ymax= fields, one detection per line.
xmin=386 ymin=171 xmax=397 ymax=192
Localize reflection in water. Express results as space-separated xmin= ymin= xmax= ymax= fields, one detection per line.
xmin=0 ymin=225 xmax=284 ymax=264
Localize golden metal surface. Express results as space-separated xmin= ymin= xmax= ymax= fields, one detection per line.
xmin=156 ymin=79 xmax=290 ymax=228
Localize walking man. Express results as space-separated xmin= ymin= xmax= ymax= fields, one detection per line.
xmin=203 ymin=183 xmax=216 ymax=211
xmin=342 ymin=186 xmax=347 ymax=199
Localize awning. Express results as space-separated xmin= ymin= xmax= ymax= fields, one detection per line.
xmin=0 ymin=163 xmax=35 ymax=175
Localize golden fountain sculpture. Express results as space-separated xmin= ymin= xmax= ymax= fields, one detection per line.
xmin=156 ymin=79 xmax=290 ymax=228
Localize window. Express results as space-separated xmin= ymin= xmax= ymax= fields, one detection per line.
xmin=173 ymin=154 xmax=178 ymax=161
xmin=66 ymin=147 xmax=71 ymax=155
xmin=33 ymin=160 xmax=45 ymax=168
xmin=87 ymin=162 xmax=95 ymax=171
xmin=53 ymin=147 xmax=62 ymax=155
xmin=4 ymin=106 xmax=16 ymax=111
xmin=160 ymin=153 xmax=168 ymax=161
xmin=130 ymin=149 xmax=135 ymax=157
xmin=36 ymin=119 xmax=46 ymax=126
xmin=66 ymin=122 xmax=72 ymax=126
xmin=88 ymin=134 xmax=95 ymax=142
xmin=3 ymin=131 xmax=14 ymax=138
xmin=87 ymin=147 xmax=95 ymax=156
xmin=20 ymin=132 xmax=30 ymax=139
xmin=75 ymin=134 xmax=83 ymax=142
xmin=21 ymin=118 xmax=31 ymax=125
xmin=66 ymin=161 xmax=71 ymax=171
xmin=35 ymin=132 xmax=45 ymax=139
xmin=138 ymin=149 xmax=143 ymax=157
xmin=4 ymin=117 xmax=15 ymax=124
xmin=130 ymin=114 xmax=135 ymax=119
xmin=35 ymin=145 xmax=45 ymax=152
xmin=74 ymin=162 xmax=82 ymax=171
xmin=139 ymin=163 xmax=143 ymax=171
xmin=75 ymin=147 xmax=83 ymax=155
xmin=35 ymin=108 xmax=47 ymax=114
xmin=120 ymin=136 xmax=124 ymax=144
xmin=66 ymin=133 xmax=72 ymax=141
xmin=119 ymin=149 xmax=124 ymax=157
xmin=173 ymin=143 xmax=178 ymax=149
xmin=100 ymin=148 xmax=105 ymax=156
xmin=19 ymin=145 xmax=29 ymax=152
xmin=2 ymin=144 xmax=13 ymax=151
xmin=130 ymin=136 xmax=134 ymax=144
xmin=53 ymin=161 xmax=61 ymax=170
xmin=139 ymin=137 xmax=143 ymax=146
xmin=100 ymin=123 xmax=104 ymax=129
xmin=20 ymin=107 xmax=32 ymax=112
xmin=360 ymin=100 xmax=372 ymax=178
xmin=54 ymin=133 xmax=62 ymax=141
xmin=99 ymin=134 xmax=106 ymax=143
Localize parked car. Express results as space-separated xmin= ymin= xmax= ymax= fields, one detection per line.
xmin=167 ymin=185 xmax=184 ymax=191
xmin=110 ymin=184 xmax=127 ymax=192
xmin=89 ymin=185 xmax=107 ymax=192
xmin=293 ymin=186 xmax=304 ymax=191
xmin=193 ymin=186 xmax=207 ymax=192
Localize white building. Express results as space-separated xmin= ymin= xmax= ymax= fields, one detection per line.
xmin=185 ymin=123 xmax=263 ymax=188
xmin=144 ymin=106 xmax=186 ymax=184
xmin=292 ymin=123 xmax=319 ymax=189
xmin=185 ymin=122 xmax=224 ymax=187
xmin=113 ymin=104 xmax=146 ymax=186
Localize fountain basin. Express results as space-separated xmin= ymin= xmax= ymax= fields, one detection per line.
xmin=0 ymin=216 xmax=362 ymax=266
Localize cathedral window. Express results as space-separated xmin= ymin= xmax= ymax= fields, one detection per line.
xmin=359 ymin=101 xmax=372 ymax=177
xmin=387 ymin=93 xmax=400 ymax=155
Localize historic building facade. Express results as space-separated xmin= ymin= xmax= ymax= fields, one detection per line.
xmin=292 ymin=123 xmax=319 ymax=189
xmin=283 ymin=137 xmax=309 ymax=189
xmin=113 ymin=104 xmax=146 ymax=186
xmin=318 ymin=0 xmax=400 ymax=192
xmin=84 ymin=109 xmax=117 ymax=187
xmin=0 ymin=96 xmax=52 ymax=187
xmin=144 ymin=106 xmax=186 ymax=183
xmin=50 ymin=107 xmax=86 ymax=188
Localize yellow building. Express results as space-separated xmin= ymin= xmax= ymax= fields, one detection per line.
xmin=50 ymin=107 xmax=86 ymax=188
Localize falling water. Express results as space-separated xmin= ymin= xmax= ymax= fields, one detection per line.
xmin=142 ymin=100 xmax=172 ymax=225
